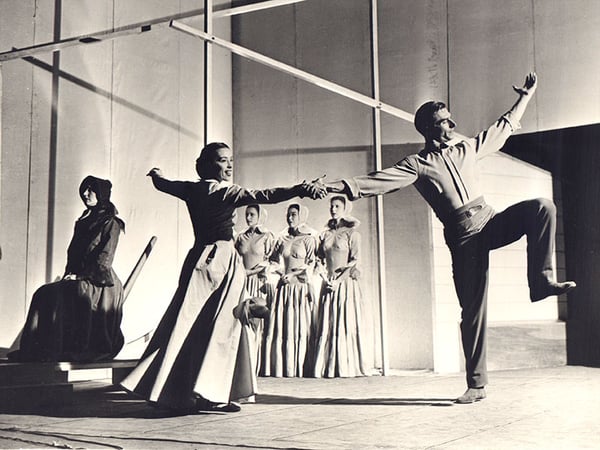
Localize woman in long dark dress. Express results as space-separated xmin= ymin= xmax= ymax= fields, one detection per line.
xmin=121 ymin=142 xmax=325 ymax=412
xmin=10 ymin=175 xmax=126 ymax=362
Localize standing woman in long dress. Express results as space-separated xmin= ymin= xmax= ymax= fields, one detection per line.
xmin=234 ymin=204 xmax=276 ymax=375
xmin=10 ymin=175 xmax=126 ymax=362
xmin=261 ymin=203 xmax=317 ymax=377
xmin=121 ymin=142 xmax=324 ymax=412
xmin=313 ymin=195 xmax=366 ymax=378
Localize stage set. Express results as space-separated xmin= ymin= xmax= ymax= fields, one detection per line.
xmin=0 ymin=2 xmax=599 ymax=447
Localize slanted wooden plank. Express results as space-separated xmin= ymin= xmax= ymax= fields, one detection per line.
xmin=171 ymin=20 xmax=416 ymax=122
xmin=55 ymin=359 xmax=138 ymax=371
xmin=0 ymin=0 xmax=307 ymax=62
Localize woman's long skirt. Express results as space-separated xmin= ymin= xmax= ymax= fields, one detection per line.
xmin=261 ymin=280 xmax=313 ymax=377
xmin=12 ymin=273 xmax=124 ymax=362
xmin=121 ymin=240 xmax=254 ymax=410
xmin=243 ymin=273 xmax=275 ymax=375
xmin=312 ymin=277 xmax=366 ymax=378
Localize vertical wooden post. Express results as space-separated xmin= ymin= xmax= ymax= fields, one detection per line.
xmin=370 ymin=0 xmax=389 ymax=375
xmin=0 ymin=63 xmax=2 ymax=262
xmin=203 ymin=0 xmax=213 ymax=146
xmin=46 ymin=0 xmax=62 ymax=282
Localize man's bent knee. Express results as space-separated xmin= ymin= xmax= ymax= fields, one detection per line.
xmin=532 ymin=198 xmax=556 ymax=216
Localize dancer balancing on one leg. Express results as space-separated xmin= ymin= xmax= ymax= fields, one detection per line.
xmin=121 ymin=142 xmax=326 ymax=413
xmin=318 ymin=72 xmax=576 ymax=403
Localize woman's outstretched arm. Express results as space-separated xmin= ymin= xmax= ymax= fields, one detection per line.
xmin=226 ymin=178 xmax=327 ymax=207
xmin=147 ymin=168 xmax=190 ymax=200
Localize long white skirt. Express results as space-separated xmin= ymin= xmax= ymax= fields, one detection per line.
xmin=313 ymin=276 xmax=366 ymax=378
xmin=261 ymin=280 xmax=313 ymax=377
xmin=121 ymin=240 xmax=254 ymax=409
xmin=243 ymin=273 xmax=276 ymax=375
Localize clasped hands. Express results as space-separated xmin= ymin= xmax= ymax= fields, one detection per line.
xmin=280 ymin=268 xmax=308 ymax=285
xmin=299 ymin=175 xmax=329 ymax=200
xmin=247 ymin=263 xmax=268 ymax=279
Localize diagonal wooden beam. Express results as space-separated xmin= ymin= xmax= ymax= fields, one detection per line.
xmin=0 ymin=0 xmax=306 ymax=63
xmin=0 ymin=24 xmax=154 ymax=63
xmin=171 ymin=20 xmax=415 ymax=123
xmin=213 ymin=0 xmax=306 ymax=18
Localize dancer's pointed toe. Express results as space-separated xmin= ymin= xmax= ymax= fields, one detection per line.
xmin=531 ymin=281 xmax=576 ymax=302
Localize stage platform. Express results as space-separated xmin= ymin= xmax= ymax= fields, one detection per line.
xmin=0 ymin=365 xmax=597 ymax=449
xmin=0 ymin=358 xmax=138 ymax=408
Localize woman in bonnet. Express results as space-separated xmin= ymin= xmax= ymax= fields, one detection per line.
xmin=235 ymin=204 xmax=276 ymax=376
xmin=11 ymin=175 xmax=126 ymax=362
xmin=261 ymin=202 xmax=318 ymax=378
xmin=312 ymin=195 xmax=366 ymax=378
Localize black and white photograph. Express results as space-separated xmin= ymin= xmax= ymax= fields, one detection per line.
xmin=0 ymin=1 xmax=598 ymax=448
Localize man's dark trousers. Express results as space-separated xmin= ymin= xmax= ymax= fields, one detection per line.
xmin=445 ymin=197 xmax=557 ymax=388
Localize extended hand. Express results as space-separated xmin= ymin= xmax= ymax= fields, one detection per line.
xmin=146 ymin=167 xmax=163 ymax=178
xmin=513 ymin=72 xmax=537 ymax=96
xmin=300 ymin=175 xmax=328 ymax=199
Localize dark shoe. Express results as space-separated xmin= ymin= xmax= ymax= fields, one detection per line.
xmin=210 ymin=402 xmax=241 ymax=413
xmin=531 ymin=281 xmax=576 ymax=302
xmin=215 ymin=402 xmax=242 ymax=412
xmin=455 ymin=387 xmax=486 ymax=404
xmin=196 ymin=399 xmax=241 ymax=413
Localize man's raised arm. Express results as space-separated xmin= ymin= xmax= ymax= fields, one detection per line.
xmin=473 ymin=72 xmax=539 ymax=158
xmin=507 ymin=71 xmax=538 ymax=124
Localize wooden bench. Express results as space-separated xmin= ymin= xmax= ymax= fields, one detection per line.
xmin=0 ymin=237 xmax=156 ymax=408
xmin=0 ymin=358 xmax=139 ymax=409
xmin=0 ymin=358 xmax=138 ymax=385
xmin=56 ymin=358 xmax=139 ymax=384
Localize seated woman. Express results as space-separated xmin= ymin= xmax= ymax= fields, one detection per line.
xmin=9 ymin=175 xmax=126 ymax=362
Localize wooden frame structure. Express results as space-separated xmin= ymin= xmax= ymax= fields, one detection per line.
xmin=0 ymin=1 xmax=307 ymax=63
xmin=172 ymin=0 xmax=403 ymax=375
xmin=0 ymin=0 xmax=436 ymax=375
xmin=368 ymin=0 xmax=389 ymax=376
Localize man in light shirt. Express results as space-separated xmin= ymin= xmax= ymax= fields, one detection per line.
xmin=323 ymin=72 xmax=576 ymax=404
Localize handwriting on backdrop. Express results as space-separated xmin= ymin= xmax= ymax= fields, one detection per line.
xmin=425 ymin=0 xmax=441 ymax=90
